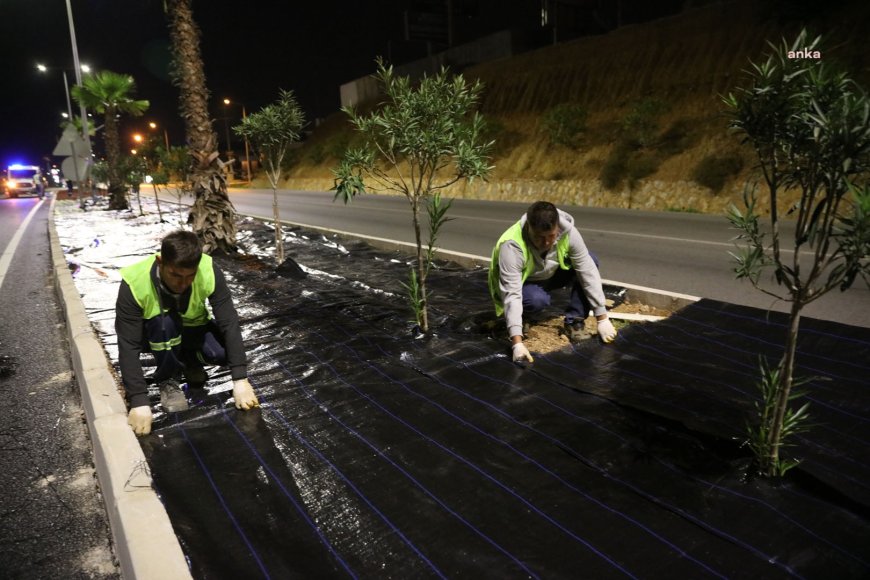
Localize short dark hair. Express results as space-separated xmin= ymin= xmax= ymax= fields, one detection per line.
xmin=526 ymin=201 xmax=559 ymax=231
xmin=161 ymin=231 xmax=202 ymax=268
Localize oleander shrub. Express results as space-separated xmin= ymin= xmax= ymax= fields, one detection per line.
xmin=622 ymin=98 xmax=668 ymax=147
xmin=541 ymin=103 xmax=588 ymax=148
xmin=692 ymin=153 xmax=743 ymax=192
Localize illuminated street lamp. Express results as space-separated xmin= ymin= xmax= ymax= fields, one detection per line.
xmin=36 ymin=62 xmax=83 ymax=191
xmin=36 ymin=63 xmax=76 ymax=129
xmin=219 ymin=98 xmax=233 ymax=158
xmin=223 ymin=98 xmax=252 ymax=183
xmin=148 ymin=121 xmax=170 ymax=150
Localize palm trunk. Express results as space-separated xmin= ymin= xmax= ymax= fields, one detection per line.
xmin=104 ymin=109 xmax=128 ymax=210
xmin=166 ymin=0 xmax=237 ymax=253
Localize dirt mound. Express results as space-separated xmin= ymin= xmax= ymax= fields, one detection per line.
xmin=524 ymin=301 xmax=674 ymax=353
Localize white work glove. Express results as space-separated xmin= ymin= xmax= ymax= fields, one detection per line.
xmin=511 ymin=342 xmax=534 ymax=363
xmin=232 ymin=378 xmax=260 ymax=410
xmin=128 ymin=406 xmax=153 ymax=436
xmin=597 ymin=318 xmax=618 ymax=344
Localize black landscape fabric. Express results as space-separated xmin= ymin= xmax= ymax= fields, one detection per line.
xmin=107 ymin=220 xmax=868 ymax=579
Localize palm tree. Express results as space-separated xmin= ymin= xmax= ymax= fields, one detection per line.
xmin=164 ymin=0 xmax=238 ymax=253
xmin=71 ymin=71 xmax=149 ymax=210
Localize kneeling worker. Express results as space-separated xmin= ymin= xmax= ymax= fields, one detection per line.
xmin=116 ymin=230 xmax=259 ymax=435
xmin=489 ymin=201 xmax=618 ymax=363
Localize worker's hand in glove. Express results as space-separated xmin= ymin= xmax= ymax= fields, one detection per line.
xmin=511 ymin=341 xmax=534 ymax=363
xmin=232 ymin=378 xmax=260 ymax=410
xmin=597 ymin=317 xmax=618 ymax=344
xmin=128 ymin=406 xmax=153 ymax=436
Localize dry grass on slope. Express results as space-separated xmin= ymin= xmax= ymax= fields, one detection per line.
xmin=283 ymin=0 xmax=870 ymax=215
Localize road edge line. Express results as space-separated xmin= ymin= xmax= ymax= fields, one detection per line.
xmin=0 ymin=198 xmax=44 ymax=292
xmin=242 ymin=213 xmax=701 ymax=313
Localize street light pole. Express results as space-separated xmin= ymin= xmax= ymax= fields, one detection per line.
xmin=149 ymin=121 xmax=170 ymax=150
xmin=242 ymin=105 xmax=252 ymax=183
xmin=38 ymin=63 xmax=82 ymax=199
xmin=224 ymin=98 xmax=252 ymax=183
xmin=222 ymin=117 xmax=232 ymax=157
xmin=60 ymin=70 xmax=82 ymax=195
xmin=65 ymin=0 xmax=93 ymax=200
xmin=61 ymin=71 xmax=74 ymax=122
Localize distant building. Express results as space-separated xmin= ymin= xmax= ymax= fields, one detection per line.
xmin=391 ymin=0 xmax=687 ymax=59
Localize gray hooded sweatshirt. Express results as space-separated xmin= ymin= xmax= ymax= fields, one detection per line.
xmin=497 ymin=208 xmax=607 ymax=338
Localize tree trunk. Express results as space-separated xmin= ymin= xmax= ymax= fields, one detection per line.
xmin=151 ymin=183 xmax=164 ymax=222
xmin=104 ymin=109 xmax=128 ymax=210
xmin=273 ymin=187 xmax=284 ymax=264
xmin=411 ymin=198 xmax=428 ymax=332
xmin=166 ymin=0 xmax=237 ymax=253
xmin=764 ymin=299 xmax=803 ymax=476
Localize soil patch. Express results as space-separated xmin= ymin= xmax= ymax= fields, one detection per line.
xmin=524 ymin=300 xmax=674 ymax=353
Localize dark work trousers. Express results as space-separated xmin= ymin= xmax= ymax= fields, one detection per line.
xmin=521 ymin=254 xmax=600 ymax=325
xmin=145 ymin=313 xmax=227 ymax=384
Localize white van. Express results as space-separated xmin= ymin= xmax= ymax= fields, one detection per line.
xmin=4 ymin=165 xmax=43 ymax=198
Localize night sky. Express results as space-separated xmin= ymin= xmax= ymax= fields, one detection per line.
xmin=0 ymin=0 xmax=404 ymax=168
xmin=5 ymin=0 xmax=849 ymax=173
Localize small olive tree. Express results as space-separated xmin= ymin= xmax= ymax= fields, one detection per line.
xmin=150 ymin=145 xmax=192 ymax=227
xmin=332 ymin=59 xmax=493 ymax=333
xmin=234 ymin=89 xmax=306 ymax=265
xmin=724 ymin=29 xmax=870 ymax=477
xmin=120 ymin=155 xmax=149 ymax=216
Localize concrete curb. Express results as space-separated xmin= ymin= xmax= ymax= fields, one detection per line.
xmin=48 ymin=198 xmax=192 ymax=580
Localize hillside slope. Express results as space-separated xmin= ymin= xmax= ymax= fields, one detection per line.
xmin=282 ymin=0 xmax=870 ymax=215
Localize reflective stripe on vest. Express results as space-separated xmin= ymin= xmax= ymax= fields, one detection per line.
xmin=488 ymin=221 xmax=571 ymax=316
xmin=120 ymin=254 xmax=216 ymax=342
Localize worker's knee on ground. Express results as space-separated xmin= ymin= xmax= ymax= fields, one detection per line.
xmin=522 ymin=284 xmax=552 ymax=312
xmin=200 ymin=331 xmax=227 ymax=365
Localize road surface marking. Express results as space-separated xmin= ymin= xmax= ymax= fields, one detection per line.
xmin=580 ymin=227 xmax=733 ymax=247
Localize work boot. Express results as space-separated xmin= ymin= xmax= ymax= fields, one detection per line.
xmin=159 ymin=380 xmax=189 ymax=413
xmin=184 ymin=361 xmax=208 ymax=390
xmin=563 ymin=320 xmax=591 ymax=343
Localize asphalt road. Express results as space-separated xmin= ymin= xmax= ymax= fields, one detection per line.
xmin=157 ymin=186 xmax=870 ymax=328
xmin=0 ymin=193 xmax=118 ymax=577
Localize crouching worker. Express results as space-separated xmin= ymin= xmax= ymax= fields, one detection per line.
xmin=116 ymin=230 xmax=259 ymax=436
xmin=488 ymin=201 xmax=618 ymax=363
